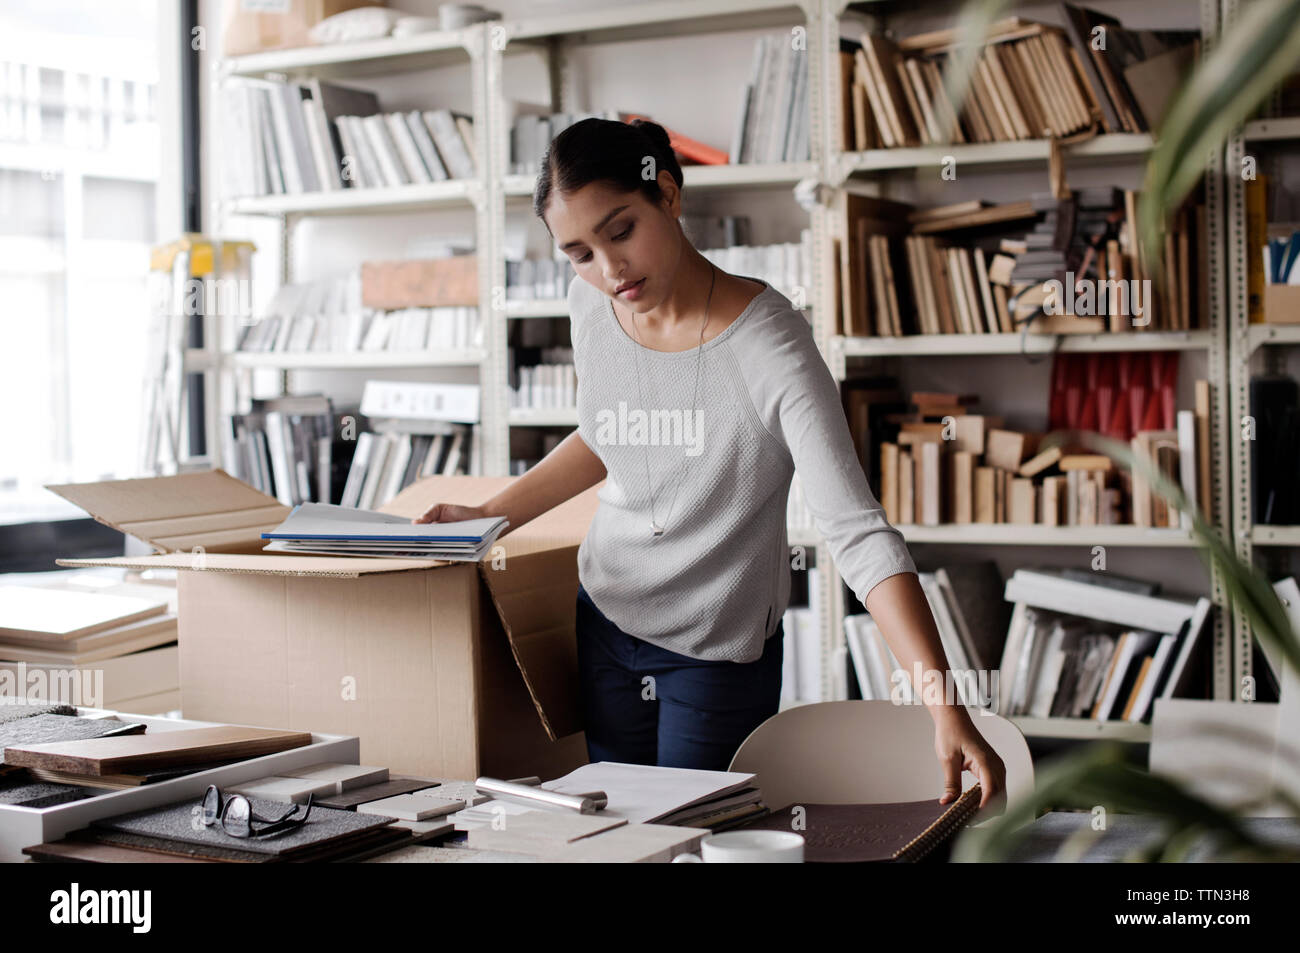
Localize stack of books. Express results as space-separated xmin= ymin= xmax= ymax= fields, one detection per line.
xmin=837 ymin=9 xmax=1197 ymax=151
xmin=261 ymin=503 xmax=507 ymax=561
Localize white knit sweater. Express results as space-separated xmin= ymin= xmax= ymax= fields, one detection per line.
xmin=568 ymin=274 xmax=916 ymax=662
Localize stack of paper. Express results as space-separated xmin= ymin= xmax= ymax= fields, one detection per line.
xmin=540 ymin=762 xmax=764 ymax=828
xmin=260 ymin=502 xmax=507 ymax=560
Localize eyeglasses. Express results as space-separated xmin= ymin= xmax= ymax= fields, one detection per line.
xmin=201 ymin=784 xmax=313 ymax=839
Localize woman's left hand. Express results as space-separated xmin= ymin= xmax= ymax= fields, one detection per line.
xmin=933 ymin=710 xmax=1007 ymax=814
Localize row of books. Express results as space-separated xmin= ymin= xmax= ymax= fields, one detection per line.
xmin=730 ymin=33 xmax=812 ymax=164
xmin=847 ymin=564 xmax=1210 ymax=722
xmin=781 ymin=567 xmax=823 ymax=704
xmin=508 ymin=432 xmax=565 ymax=477
xmin=339 ymin=425 xmax=477 ymax=510
xmin=786 ymin=472 xmax=814 ymax=535
xmin=509 ymin=363 xmax=577 ymax=411
xmin=223 ymin=395 xmax=342 ymax=507
xmin=237 ymin=302 xmax=482 ymax=353
xmin=222 ymin=77 xmax=476 ymax=198
xmin=998 ymin=569 xmax=1211 ymax=722
xmin=847 ymin=561 xmax=1012 ymax=704
xmin=509 ymin=110 xmax=601 ymax=175
xmin=871 ymin=377 xmax=1209 ymax=529
xmin=683 ymin=215 xmax=753 ymax=251
xmin=837 ymin=189 xmax=1206 ymax=337
xmin=505 ymin=257 xmax=577 ymax=302
xmin=839 ymin=8 xmax=1195 ymax=151
xmin=701 ymin=234 xmax=813 ymax=306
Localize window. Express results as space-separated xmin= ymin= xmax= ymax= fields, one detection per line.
xmin=0 ymin=0 xmax=163 ymax=520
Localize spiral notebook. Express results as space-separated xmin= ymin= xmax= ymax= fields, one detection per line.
xmin=732 ymin=784 xmax=982 ymax=863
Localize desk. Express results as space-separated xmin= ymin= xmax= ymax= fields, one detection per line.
xmin=363 ymin=813 xmax=1300 ymax=863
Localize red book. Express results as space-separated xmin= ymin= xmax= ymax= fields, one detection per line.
xmin=619 ymin=113 xmax=730 ymax=165
xmin=1096 ymin=357 xmax=1117 ymax=439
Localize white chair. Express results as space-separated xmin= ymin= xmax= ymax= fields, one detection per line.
xmin=729 ymin=700 xmax=1034 ymax=826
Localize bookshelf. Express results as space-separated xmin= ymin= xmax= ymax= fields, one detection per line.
xmin=1224 ymin=0 xmax=1300 ymax=702
xmin=819 ymin=0 xmax=1237 ymax=728
xmin=202 ymin=0 xmax=1239 ymax=735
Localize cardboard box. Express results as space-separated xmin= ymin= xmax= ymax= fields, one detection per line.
xmin=361 ymin=255 xmax=479 ymax=309
xmin=0 ymin=708 xmax=358 ymax=863
xmin=1264 ymin=283 xmax=1300 ymax=324
xmin=48 ymin=471 xmax=600 ymax=782
xmin=222 ymin=0 xmax=383 ymax=58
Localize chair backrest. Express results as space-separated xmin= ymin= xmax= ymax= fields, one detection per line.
xmin=729 ymin=700 xmax=1033 ymax=815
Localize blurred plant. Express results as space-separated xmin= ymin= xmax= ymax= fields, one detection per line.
xmin=1139 ymin=0 xmax=1300 ymax=282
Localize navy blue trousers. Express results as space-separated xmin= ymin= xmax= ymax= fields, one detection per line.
xmin=575 ymin=583 xmax=784 ymax=771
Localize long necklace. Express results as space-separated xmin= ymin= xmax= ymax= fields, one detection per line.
xmin=627 ymin=262 xmax=716 ymax=537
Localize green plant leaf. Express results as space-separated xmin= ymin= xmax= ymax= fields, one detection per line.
xmin=938 ymin=0 xmax=1016 ymax=142
xmin=1139 ymin=0 xmax=1300 ymax=280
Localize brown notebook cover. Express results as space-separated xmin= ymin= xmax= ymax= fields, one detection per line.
xmin=733 ymin=785 xmax=982 ymax=862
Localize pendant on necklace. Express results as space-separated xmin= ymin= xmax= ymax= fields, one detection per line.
xmin=651 ymin=522 xmax=664 ymax=536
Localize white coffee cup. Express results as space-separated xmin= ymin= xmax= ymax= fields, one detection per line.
xmin=671 ymin=830 xmax=804 ymax=863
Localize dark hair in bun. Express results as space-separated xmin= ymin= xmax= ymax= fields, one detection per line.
xmin=533 ymin=117 xmax=684 ymax=227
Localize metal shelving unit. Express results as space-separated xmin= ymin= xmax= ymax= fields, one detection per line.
xmin=202 ymin=0 xmax=1242 ymax=732
xmin=815 ymin=0 xmax=1237 ymax=735
xmin=208 ymin=23 xmax=503 ymax=468
xmin=1224 ymin=0 xmax=1300 ymax=701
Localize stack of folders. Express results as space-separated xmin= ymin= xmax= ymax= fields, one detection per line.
xmin=261 ymin=502 xmax=507 ymax=561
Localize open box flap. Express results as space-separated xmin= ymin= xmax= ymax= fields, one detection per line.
xmin=477 ymin=547 xmax=584 ymax=740
xmin=46 ymin=470 xmax=290 ymax=555
xmin=467 ymin=483 xmax=602 ymax=740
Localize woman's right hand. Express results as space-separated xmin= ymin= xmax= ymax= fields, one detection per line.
xmin=411 ymin=502 xmax=489 ymax=525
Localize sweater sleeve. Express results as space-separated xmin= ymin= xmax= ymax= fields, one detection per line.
xmin=762 ymin=312 xmax=917 ymax=607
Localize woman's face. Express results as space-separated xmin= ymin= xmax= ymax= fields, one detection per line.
xmin=544 ymin=171 xmax=684 ymax=312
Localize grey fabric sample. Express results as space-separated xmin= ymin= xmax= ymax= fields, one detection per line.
xmin=91 ymin=792 xmax=395 ymax=857
xmin=0 ymin=715 xmax=146 ymax=764
xmin=0 ymin=702 xmax=77 ymax=725
xmin=0 ymin=778 xmax=95 ymax=808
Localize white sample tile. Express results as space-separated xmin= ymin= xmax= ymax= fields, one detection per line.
xmin=467 ymin=811 xmax=627 ymax=853
xmin=543 ymin=823 xmax=706 ymax=863
xmin=356 ymin=793 xmax=467 ymax=821
xmin=278 ymin=762 xmax=389 ymax=793
xmin=423 ymin=779 xmax=489 ymax=806
xmin=226 ymin=775 xmax=338 ymax=805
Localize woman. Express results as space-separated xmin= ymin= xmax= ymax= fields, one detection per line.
xmin=416 ymin=118 xmax=1005 ymax=810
